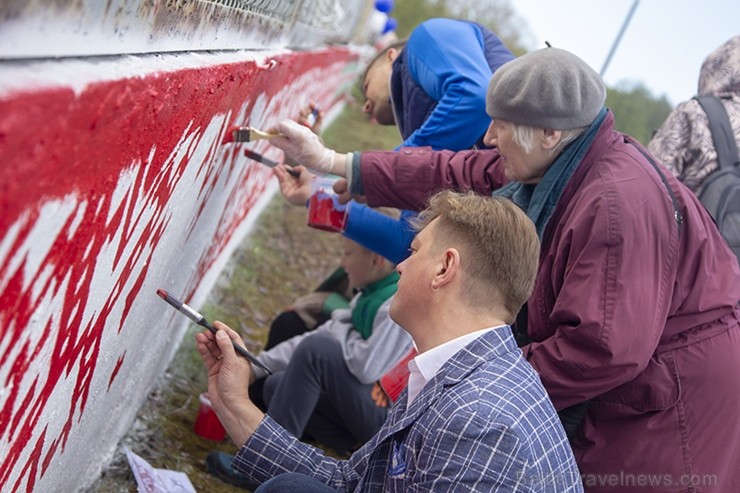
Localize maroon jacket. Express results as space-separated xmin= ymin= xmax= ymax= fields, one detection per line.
xmin=358 ymin=112 xmax=740 ymax=491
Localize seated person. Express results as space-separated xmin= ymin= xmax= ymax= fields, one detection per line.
xmin=263 ymin=266 xmax=351 ymax=351
xmin=263 ymin=102 xmax=352 ymax=350
xmin=247 ymin=266 xmax=351 ymax=413
xmin=207 ymin=236 xmax=412 ymax=488
xmin=196 ymin=190 xmax=583 ymax=492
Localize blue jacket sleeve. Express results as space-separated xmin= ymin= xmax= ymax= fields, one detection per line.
xmin=398 ymin=19 xmax=514 ymax=151
xmin=342 ymin=204 xmax=415 ymax=264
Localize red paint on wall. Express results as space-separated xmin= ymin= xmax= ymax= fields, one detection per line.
xmin=108 ymin=352 xmax=126 ymax=391
xmin=0 ymin=47 xmax=358 ymax=491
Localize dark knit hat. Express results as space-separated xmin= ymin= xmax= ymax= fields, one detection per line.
xmin=486 ymin=47 xmax=606 ymax=129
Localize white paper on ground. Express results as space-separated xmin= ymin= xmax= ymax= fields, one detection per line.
xmin=124 ymin=447 xmax=197 ymax=493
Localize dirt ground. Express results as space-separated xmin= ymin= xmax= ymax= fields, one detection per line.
xmin=86 ymin=195 xmax=345 ymax=492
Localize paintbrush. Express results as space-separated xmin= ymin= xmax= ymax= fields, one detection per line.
xmin=156 ymin=289 xmax=273 ymax=375
xmin=224 ymin=126 xmax=279 ymax=144
xmin=244 ymin=149 xmax=300 ymax=178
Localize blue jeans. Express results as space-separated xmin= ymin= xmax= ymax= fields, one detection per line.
xmin=255 ymin=472 xmax=337 ymax=492
xmin=263 ymin=333 xmax=386 ymax=454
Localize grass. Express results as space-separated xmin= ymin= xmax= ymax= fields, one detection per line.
xmin=87 ymin=103 xmax=401 ymax=492
xmin=322 ymin=100 xmax=402 ymax=152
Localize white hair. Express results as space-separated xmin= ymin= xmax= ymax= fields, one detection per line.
xmin=511 ymin=124 xmax=588 ymax=156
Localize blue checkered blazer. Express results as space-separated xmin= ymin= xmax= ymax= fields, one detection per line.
xmin=234 ymin=327 xmax=583 ymax=492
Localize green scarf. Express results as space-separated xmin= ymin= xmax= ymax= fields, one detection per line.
xmin=351 ymin=271 xmax=399 ymax=339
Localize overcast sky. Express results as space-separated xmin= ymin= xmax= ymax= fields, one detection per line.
xmin=512 ymin=0 xmax=740 ymax=105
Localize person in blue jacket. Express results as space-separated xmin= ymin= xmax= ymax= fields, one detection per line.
xmin=287 ymin=18 xmax=516 ymax=264
xmin=362 ymin=17 xmax=515 ymax=150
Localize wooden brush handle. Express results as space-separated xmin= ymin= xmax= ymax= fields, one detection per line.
xmin=249 ymin=127 xmax=278 ymax=140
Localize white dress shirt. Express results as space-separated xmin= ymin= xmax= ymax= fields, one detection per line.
xmin=406 ymin=326 xmax=507 ymax=405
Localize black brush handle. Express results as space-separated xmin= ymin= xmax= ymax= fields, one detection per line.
xmin=244 ymin=149 xmax=300 ymax=177
xmin=199 ymin=318 xmax=273 ymax=375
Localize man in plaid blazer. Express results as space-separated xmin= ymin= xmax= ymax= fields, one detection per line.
xmin=196 ymin=191 xmax=583 ymax=492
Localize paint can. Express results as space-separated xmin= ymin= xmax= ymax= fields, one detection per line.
xmin=307 ymin=176 xmax=348 ymax=232
xmin=194 ymin=392 xmax=226 ymax=441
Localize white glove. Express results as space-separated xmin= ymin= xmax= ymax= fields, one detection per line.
xmin=271 ymin=120 xmax=336 ymax=175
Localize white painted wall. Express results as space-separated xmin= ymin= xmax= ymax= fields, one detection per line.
xmin=0 ymin=2 xmax=374 ymax=490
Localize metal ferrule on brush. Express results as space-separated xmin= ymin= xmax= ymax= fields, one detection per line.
xmin=179 ymin=303 xmax=204 ymax=324
xmin=232 ymin=127 xmax=250 ymax=142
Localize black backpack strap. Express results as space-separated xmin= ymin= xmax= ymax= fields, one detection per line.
xmin=694 ymin=95 xmax=740 ymax=170
xmin=631 ymin=144 xmax=684 ymax=235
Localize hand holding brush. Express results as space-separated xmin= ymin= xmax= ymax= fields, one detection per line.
xmin=243 ymin=149 xmax=300 ymax=177
xmin=157 ymin=289 xmax=272 ymax=375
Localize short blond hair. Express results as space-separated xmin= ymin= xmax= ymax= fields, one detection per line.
xmin=415 ymin=191 xmax=540 ymax=322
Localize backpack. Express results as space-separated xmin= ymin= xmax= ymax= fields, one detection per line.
xmin=693 ymin=95 xmax=740 ymax=263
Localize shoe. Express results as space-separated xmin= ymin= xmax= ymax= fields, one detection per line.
xmin=206 ymin=451 xmax=259 ymax=490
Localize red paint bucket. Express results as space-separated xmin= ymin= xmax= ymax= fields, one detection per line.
xmin=307 ymin=177 xmax=348 ymax=232
xmin=193 ymin=392 xmax=226 ymax=441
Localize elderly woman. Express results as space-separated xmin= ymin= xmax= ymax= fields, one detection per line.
xmin=270 ymin=47 xmax=740 ymax=492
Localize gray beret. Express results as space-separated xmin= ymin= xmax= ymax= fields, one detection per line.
xmin=486 ymin=47 xmax=606 ymax=129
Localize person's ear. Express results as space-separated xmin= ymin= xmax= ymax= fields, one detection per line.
xmin=541 ymin=129 xmax=562 ymax=151
xmin=370 ymin=253 xmax=388 ymax=272
xmin=386 ymin=48 xmax=399 ymax=63
xmin=432 ymin=248 xmax=460 ymax=290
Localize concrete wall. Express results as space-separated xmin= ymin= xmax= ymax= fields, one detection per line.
xmin=0 ymin=0 xmax=376 ymax=57
xmin=0 ymin=1 xmax=373 ymax=491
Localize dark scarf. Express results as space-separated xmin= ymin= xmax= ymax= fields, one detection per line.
xmin=494 ymin=108 xmax=608 ymax=442
xmin=351 ymin=271 xmax=399 ymax=339
xmin=493 ymin=107 xmax=608 ymax=238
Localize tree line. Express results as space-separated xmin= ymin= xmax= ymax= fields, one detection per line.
xmin=387 ymin=0 xmax=672 ymax=145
